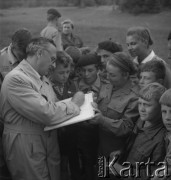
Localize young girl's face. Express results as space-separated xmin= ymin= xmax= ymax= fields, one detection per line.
xmin=161 ymin=104 xmax=171 ymax=131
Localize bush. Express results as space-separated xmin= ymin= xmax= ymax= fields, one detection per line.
xmin=120 ymin=0 xmax=162 ymax=14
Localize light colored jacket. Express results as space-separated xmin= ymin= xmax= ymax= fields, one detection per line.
xmin=0 ymin=59 xmax=80 ymax=180
xmin=41 ymin=25 xmax=63 ymax=51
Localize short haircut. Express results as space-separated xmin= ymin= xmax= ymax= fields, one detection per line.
xmin=139 ymin=82 xmax=166 ymax=102
xmin=160 ymin=89 xmax=171 ymax=107
xmin=11 ymin=28 xmax=32 ymax=53
xmin=47 ymin=8 xmax=61 ymax=21
xmin=140 ymin=59 xmax=166 ymax=80
xmin=55 ymin=51 xmax=73 ymax=68
xmin=26 ymin=37 xmax=55 ymax=57
xmin=107 ymin=52 xmax=137 ymax=75
xmin=62 ymin=19 xmax=74 ymax=29
xmin=127 ymin=26 xmax=153 ymax=46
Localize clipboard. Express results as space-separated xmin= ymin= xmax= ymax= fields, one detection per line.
xmin=44 ymin=92 xmax=95 ymax=130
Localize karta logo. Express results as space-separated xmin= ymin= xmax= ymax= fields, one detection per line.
xmin=98 ymin=156 xmax=170 ymax=178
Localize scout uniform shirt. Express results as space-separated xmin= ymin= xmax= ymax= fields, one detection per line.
xmin=77 ymin=75 xmax=105 ymax=180
xmin=0 ymin=60 xmax=80 ymax=180
xmin=126 ymin=119 xmax=166 ymax=180
xmin=0 ymin=45 xmax=19 ymax=78
xmin=41 ymin=24 xmax=63 ymax=51
xmin=62 ymin=32 xmax=83 ymax=50
xmin=97 ymin=80 xmax=139 ymax=158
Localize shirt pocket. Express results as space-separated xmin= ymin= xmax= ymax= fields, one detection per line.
xmin=107 ymin=98 xmax=129 ymax=119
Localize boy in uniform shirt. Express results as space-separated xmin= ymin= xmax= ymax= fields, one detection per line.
xmin=111 ymin=83 xmax=166 ymax=180
xmin=76 ymin=53 xmax=105 ymax=180
xmin=151 ymin=89 xmax=171 ymax=180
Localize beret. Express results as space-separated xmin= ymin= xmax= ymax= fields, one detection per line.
xmin=97 ymin=40 xmax=122 ymax=53
xmin=160 ymin=89 xmax=171 ymax=106
xmin=47 ymin=8 xmax=61 ymax=18
xmin=77 ymin=53 xmax=101 ymax=67
xmin=65 ymin=46 xmax=82 ymax=64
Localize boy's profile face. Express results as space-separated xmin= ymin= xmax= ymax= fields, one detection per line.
xmin=138 ymin=97 xmax=161 ymax=122
xmin=52 ymin=64 xmax=70 ymax=84
xmin=161 ymin=104 xmax=171 ymax=131
xmin=139 ymin=71 xmax=157 ymax=88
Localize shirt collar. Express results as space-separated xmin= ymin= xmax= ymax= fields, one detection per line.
xmin=79 ymin=75 xmax=101 ymax=92
xmin=7 ymin=44 xmax=19 ymax=65
xmin=17 ymin=60 xmax=43 ymax=90
xmin=133 ymin=50 xmax=155 ymax=65
xmin=137 ymin=118 xmax=165 ymax=140
xmin=112 ymin=80 xmax=133 ymax=96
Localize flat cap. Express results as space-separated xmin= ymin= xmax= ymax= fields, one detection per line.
xmin=47 ymin=8 xmax=61 ymax=18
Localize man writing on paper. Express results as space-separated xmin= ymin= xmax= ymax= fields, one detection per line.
xmin=0 ymin=37 xmax=84 ymax=180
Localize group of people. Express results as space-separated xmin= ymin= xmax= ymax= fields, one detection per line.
xmin=0 ymin=8 xmax=171 ymax=180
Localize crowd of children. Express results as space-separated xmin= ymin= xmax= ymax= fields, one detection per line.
xmin=0 ymin=7 xmax=171 ymax=180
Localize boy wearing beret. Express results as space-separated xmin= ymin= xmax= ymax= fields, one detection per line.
xmin=76 ymin=53 xmax=106 ymax=180
xmin=96 ymin=40 xmax=122 ymax=80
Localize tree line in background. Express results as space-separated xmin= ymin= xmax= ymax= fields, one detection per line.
xmin=0 ymin=0 xmax=171 ymax=14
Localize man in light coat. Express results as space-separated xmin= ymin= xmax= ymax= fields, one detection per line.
xmin=0 ymin=37 xmax=84 ymax=180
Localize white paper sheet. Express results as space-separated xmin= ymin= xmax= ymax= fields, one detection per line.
xmin=44 ymin=92 xmax=95 ymax=131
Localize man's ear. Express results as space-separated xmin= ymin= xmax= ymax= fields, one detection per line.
xmin=36 ymin=49 xmax=43 ymax=59
xmin=157 ymin=78 xmax=164 ymax=85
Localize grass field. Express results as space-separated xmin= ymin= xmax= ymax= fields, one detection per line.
xmin=0 ymin=6 xmax=171 ymax=63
